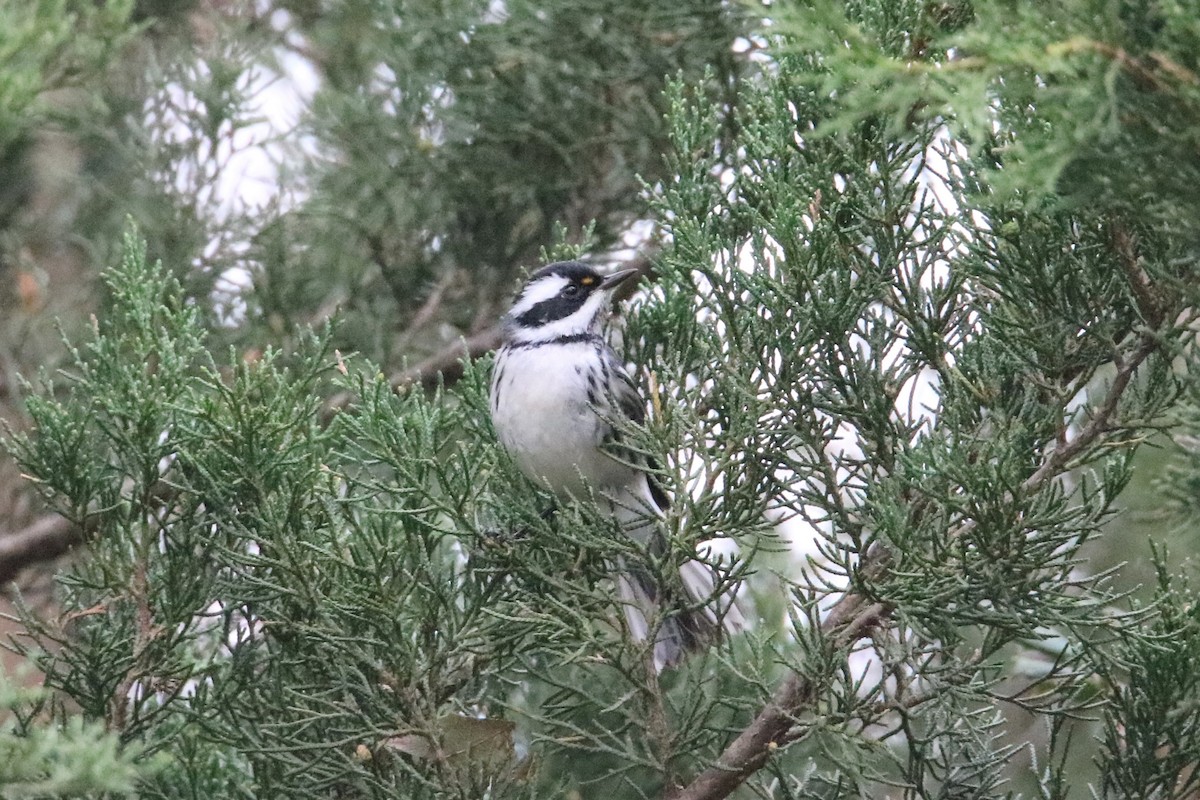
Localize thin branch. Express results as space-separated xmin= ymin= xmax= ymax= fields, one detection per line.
xmin=0 ymin=514 xmax=80 ymax=585
xmin=397 ymin=270 xmax=456 ymax=351
xmin=397 ymin=325 xmax=505 ymax=393
xmin=319 ymin=324 xmax=503 ymax=422
xmin=1 ymin=481 xmax=177 ymax=586
xmin=671 ymin=595 xmax=891 ymax=800
xmin=1108 ymin=217 xmax=1165 ymax=328
xmin=1019 ymin=334 xmax=1158 ymax=494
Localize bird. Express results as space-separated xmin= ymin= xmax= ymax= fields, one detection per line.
xmin=489 ymin=260 xmax=742 ymax=669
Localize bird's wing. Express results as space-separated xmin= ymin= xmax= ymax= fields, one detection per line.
xmin=601 ymin=351 xmax=671 ymax=511
xmin=611 ymin=361 xmax=646 ymax=425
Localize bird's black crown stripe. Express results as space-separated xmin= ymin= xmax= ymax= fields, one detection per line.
xmin=526 ymin=261 xmax=599 ymax=284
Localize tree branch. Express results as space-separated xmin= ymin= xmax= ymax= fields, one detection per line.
xmin=0 ymin=514 xmax=80 ymax=585
xmin=1 ymin=481 xmax=177 ymax=586
xmin=396 ymin=325 xmax=505 ymax=393
xmin=671 ymin=594 xmax=891 ymax=800
xmin=1019 ymin=334 xmax=1159 ymax=494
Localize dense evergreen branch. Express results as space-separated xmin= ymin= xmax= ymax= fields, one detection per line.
xmin=8 ymin=249 xmax=659 ymax=577
xmin=674 ymin=316 xmax=1170 ymax=800
xmin=7 ymin=2 xmax=1200 ymax=796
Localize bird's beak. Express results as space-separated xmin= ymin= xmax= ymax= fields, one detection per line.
xmin=600 ymin=268 xmax=640 ymax=291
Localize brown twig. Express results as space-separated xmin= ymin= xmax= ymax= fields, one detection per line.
xmin=1 ymin=481 xmax=177 ymax=586
xmin=0 ymin=514 xmax=80 ymax=585
xmin=1108 ymin=217 xmax=1166 ymax=328
xmin=397 ymin=270 xmax=456 ymax=350
xmin=319 ymin=323 xmax=504 ymax=421
xmin=672 ymin=595 xmax=891 ymax=800
xmin=1018 ymin=334 xmax=1158 ymax=495
xmin=396 ymin=325 xmax=506 ymax=393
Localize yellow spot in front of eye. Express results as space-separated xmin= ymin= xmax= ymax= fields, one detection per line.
xmin=580 ymin=276 xmax=596 ymax=286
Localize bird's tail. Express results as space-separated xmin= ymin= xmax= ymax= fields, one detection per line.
xmin=615 ymin=555 xmax=745 ymax=671
xmin=609 ymin=481 xmax=745 ymax=670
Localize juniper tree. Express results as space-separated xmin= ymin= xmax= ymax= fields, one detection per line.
xmin=5 ymin=1 xmax=1200 ymax=800
xmin=0 ymin=0 xmax=746 ymax=583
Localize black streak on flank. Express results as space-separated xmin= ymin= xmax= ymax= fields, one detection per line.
xmin=586 ymin=365 xmax=601 ymax=406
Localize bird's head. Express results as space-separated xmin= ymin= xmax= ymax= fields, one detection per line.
xmin=502 ymin=261 xmax=639 ymax=345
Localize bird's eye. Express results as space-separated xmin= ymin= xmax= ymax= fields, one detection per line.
xmin=562 ymin=284 xmax=581 ymax=297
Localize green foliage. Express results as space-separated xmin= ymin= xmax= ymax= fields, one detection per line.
xmin=771 ymin=0 xmax=1200 ymax=232
xmin=630 ymin=5 xmax=1198 ymax=793
xmin=252 ymin=0 xmax=746 ymax=363
xmin=4 ymin=229 xmax=754 ymax=798
xmin=6 ymin=2 xmax=1200 ymax=799
xmin=0 ymin=0 xmax=133 ymax=237
xmin=10 ymin=231 xmax=486 ymax=796
xmin=0 ymin=663 xmax=149 ymax=797
xmin=1097 ymin=550 xmax=1200 ymax=798
xmin=0 ymin=0 xmax=134 ymax=155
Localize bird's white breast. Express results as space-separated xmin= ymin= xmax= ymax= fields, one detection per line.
xmin=492 ymin=342 xmax=638 ymax=498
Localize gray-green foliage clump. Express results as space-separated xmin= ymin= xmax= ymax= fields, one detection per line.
xmin=7 ymin=1 xmax=1200 ymax=799
xmin=7 ymin=230 xmax=752 ymax=798
xmin=9 ymin=232 xmax=512 ymax=797
xmin=252 ymin=0 xmax=746 ymax=364
xmin=0 ymin=0 xmax=133 ymax=157
xmin=0 ymin=665 xmax=148 ymax=798
xmin=629 ymin=51 xmax=1198 ymax=794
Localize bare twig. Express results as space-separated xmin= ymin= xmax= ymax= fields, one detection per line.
xmin=397 ymin=270 xmax=456 ymax=350
xmin=1019 ymin=335 xmax=1158 ymax=494
xmin=671 ymin=595 xmax=891 ymax=800
xmin=1108 ymin=217 xmax=1167 ymax=328
xmin=397 ymin=325 xmax=505 ymax=393
xmin=1 ymin=481 xmax=177 ymax=586
xmin=0 ymin=514 xmax=80 ymax=585
xmin=319 ymin=324 xmax=504 ymax=421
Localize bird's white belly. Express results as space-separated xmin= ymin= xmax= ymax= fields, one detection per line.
xmin=492 ymin=345 xmax=636 ymax=497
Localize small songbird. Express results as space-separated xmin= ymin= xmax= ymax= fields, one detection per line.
xmin=489 ymin=260 xmax=742 ymax=668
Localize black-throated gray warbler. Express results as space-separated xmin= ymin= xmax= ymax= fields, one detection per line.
xmin=490 ymin=261 xmax=742 ymax=668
